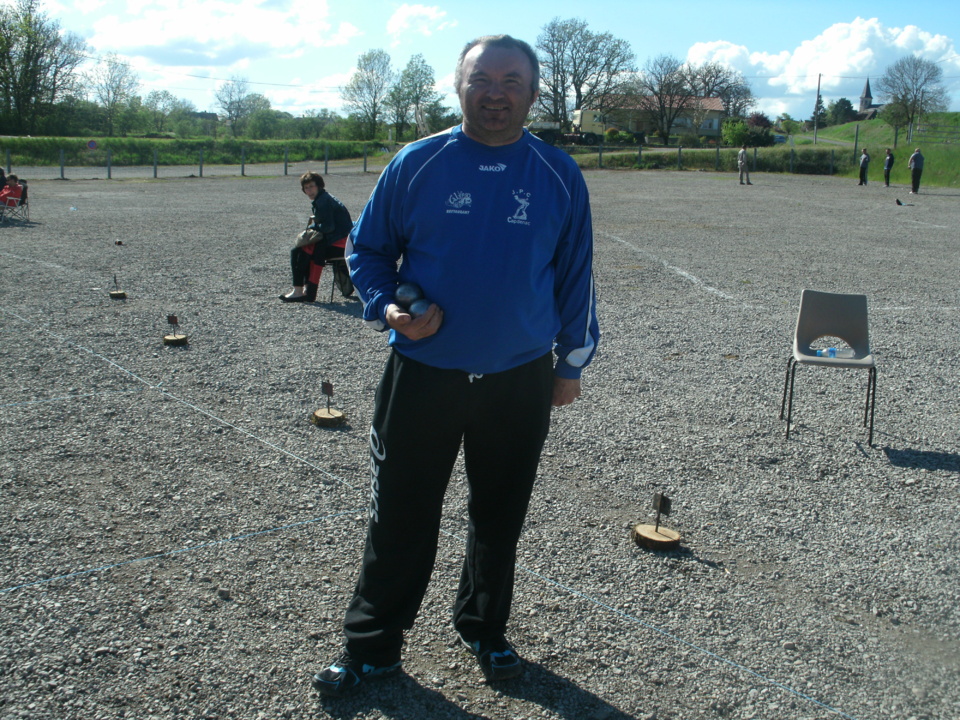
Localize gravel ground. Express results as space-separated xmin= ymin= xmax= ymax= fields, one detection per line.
xmin=1 ymin=168 xmax=958 ymax=720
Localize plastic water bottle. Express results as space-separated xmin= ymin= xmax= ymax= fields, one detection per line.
xmin=816 ymin=347 xmax=837 ymax=358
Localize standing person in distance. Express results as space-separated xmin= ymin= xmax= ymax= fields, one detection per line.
xmin=883 ymin=148 xmax=894 ymax=188
xmin=908 ymin=148 xmax=924 ymax=194
xmin=858 ymin=148 xmax=870 ymax=186
xmin=738 ymin=145 xmax=752 ymax=185
xmin=312 ymin=34 xmax=599 ymax=698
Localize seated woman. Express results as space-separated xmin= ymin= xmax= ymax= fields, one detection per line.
xmin=280 ymin=172 xmax=354 ymax=302
xmin=0 ymin=174 xmax=23 ymax=208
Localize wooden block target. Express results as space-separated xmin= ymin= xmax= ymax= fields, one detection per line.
xmin=311 ymin=408 xmax=345 ymax=427
xmin=109 ymin=290 xmax=127 ymax=299
xmin=163 ymin=333 xmax=189 ymax=346
xmin=631 ymin=524 xmax=682 ymax=550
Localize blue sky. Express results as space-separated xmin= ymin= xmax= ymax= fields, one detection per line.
xmin=27 ymin=0 xmax=960 ymax=120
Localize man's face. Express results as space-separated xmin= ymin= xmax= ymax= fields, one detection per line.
xmin=302 ymin=181 xmax=319 ymax=200
xmin=458 ymin=44 xmax=537 ymax=147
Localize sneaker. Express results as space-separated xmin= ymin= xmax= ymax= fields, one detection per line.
xmin=459 ymin=634 xmax=523 ymax=682
xmin=312 ymin=651 xmax=401 ymax=697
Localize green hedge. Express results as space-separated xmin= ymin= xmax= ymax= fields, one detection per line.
xmin=0 ymin=137 xmax=379 ymax=167
xmin=576 ymin=146 xmax=857 ymax=175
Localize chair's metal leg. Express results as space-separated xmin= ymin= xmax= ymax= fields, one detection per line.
xmin=864 ymin=366 xmax=877 ymax=446
xmin=780 ymin=358 xmax=794 ymax=420
xmin=785 ymin=360 xmax=797 ymax=439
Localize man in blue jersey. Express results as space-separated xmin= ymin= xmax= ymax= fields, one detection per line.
xmin=313 ymin=34 xmax=599 ymax=697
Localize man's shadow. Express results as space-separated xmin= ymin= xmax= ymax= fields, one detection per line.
xmin=320 ymin=661 xmax=637 ymax=719
xmin=499 ymin=660 xmax=639 ymax=719
xmin=883 ymin=446 xmax=960 ymax=473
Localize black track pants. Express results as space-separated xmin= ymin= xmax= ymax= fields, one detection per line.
xmin=343 ymin=350 xmax=554 ymax=665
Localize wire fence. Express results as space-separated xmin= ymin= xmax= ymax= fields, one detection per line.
xmin=0 ymin=146 xmax=393 ymax=181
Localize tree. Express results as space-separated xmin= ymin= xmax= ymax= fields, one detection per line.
xmin=215 ymin=76 xmax=250 ymax=137
xmin=536 ymin=17 xmax=636 ymax=127
xmin=810 ymin=94 xmax=827 ymax=128
xmin=402 ymin=54 xmax=441 ymax=139
xmin=144 ymin=90 xmax=194 ymax=134
xmin=720 ymin=83 xmax=754 ymax=119
xmin=87 ymin=52 xmax=140 ymax=136
xmin=746 ymin=111 xmax=772 ymax=129
xmin=630 ymin=54 xmax=692 ymax=143
xmin=341 ymin=49 xmax=394 ymax=140
xmin=686 ymin=62 xmax=750 ymax=131
xmin=827 ymin=98 xmax=857 ymax=126
xmin=721 ymin=118 xmax=748 ymax=147
xmin=878 ymin=102 xmax=910 ymax=135
xmin=295 ymin=109 xmax=343 ymax=139
xmin=0 ymin=0 xmax=88 ymax=134
xmin=777 ymin=113 xmax=800 ymax=135
xmin=875 ymin=56 xmax=949 ymax=131
xmin=247 ymin=108 xmax=290 ymax=139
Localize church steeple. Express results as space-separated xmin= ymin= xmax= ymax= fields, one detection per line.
xmin=860 ymin=79 xmax=873 ymax=113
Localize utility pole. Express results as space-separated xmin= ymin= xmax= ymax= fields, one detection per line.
xmin=813 ymin=73 xmax=822 ymax=145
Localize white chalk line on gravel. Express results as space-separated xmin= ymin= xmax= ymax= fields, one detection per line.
xmin=598 ymin=230 xmax=959 ymax=314
xmin=0 ymin=301 xmax=864 ymax=720
xmin=599 ymin=230 xmax=749 ymax=306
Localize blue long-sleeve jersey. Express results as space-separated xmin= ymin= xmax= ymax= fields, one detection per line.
xmin=346 ymin=126 xmax=599 ymax=379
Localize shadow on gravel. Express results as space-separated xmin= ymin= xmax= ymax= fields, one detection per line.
xmin=305 ymin=298 xmax=364 ymax=318
xmin=318 ymin=672 xmax=489 ymax=719
xmin=883 ymin=447 xmax=960 ymax=473
xmin=498 ymin=661 xmax=640 ymax=720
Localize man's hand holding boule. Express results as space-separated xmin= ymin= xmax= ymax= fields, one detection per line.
xmin=386 ymin=302 xmax=443 ymax=340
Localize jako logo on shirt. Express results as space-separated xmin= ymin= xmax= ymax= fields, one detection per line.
xmin=479 ymin=163 xmax=507 ymax=172
xmin=446 ymin=191 xmax=472 ymax=214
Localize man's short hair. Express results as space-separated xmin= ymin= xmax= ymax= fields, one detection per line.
xmin=7 ymin=174 xmax=17 ymax=183
xmin=300 ymin=171 xmax=324 ymax=191
xmin=454 ymin=35 xmax=540 ymax=95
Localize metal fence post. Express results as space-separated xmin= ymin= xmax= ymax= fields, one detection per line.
xmin=5 ymin=148 xmax=10 ymax=173
xmin=107 ymin=149 xmax=112 ymax=180
xmin=153 ymin=149 xmax=158 ymax=178
xmin=598 ymin=144 xmax=603 ymax=169
xmin=637 ymin=145 xmax=642 ymax=166
xmin=677 ymin=146 xmax=682 ymax=170
xmin=830 ymin=149 xmax=835 ymax=175
xmin=363 ymin=145 xmax=368 ymax=173
xmin=324 ymin=145 xmax=329 ymax=175
xmin=715 ymin=145 xmax=720 ymax=171
xmin=241 ymin=147 xmax=245 ymax=176
xmin=199 ymin=149 xmax=204 ymax=178
xmin=790 ymin=149 xmax=795 ymax=173
xmin=752 ymin=147 xmax=757 ymax=171
xmin=284 ymin=147 xmax=289 ymax=176
xmin=59 ymin=149 xmax=65 ymax=180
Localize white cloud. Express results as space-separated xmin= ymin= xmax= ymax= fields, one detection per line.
xmin=86 ymin=0 xmax=356 ymax=62
xmin=687 ymin=17 xmax=959 ymax=118
xmin=386 ymin=4 xmax=456 ymax=47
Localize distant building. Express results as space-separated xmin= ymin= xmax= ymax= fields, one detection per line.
xmin=857 ymin=79 xmax=883 ymax=120
xmin=574 ymin=96 xmax=725 ymax=140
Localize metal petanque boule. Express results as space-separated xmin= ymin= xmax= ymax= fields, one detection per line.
xmin=408 ymin=298 xmax=432 ymax=317
xmin=394 ymin=282 xmax=423 ymax=309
